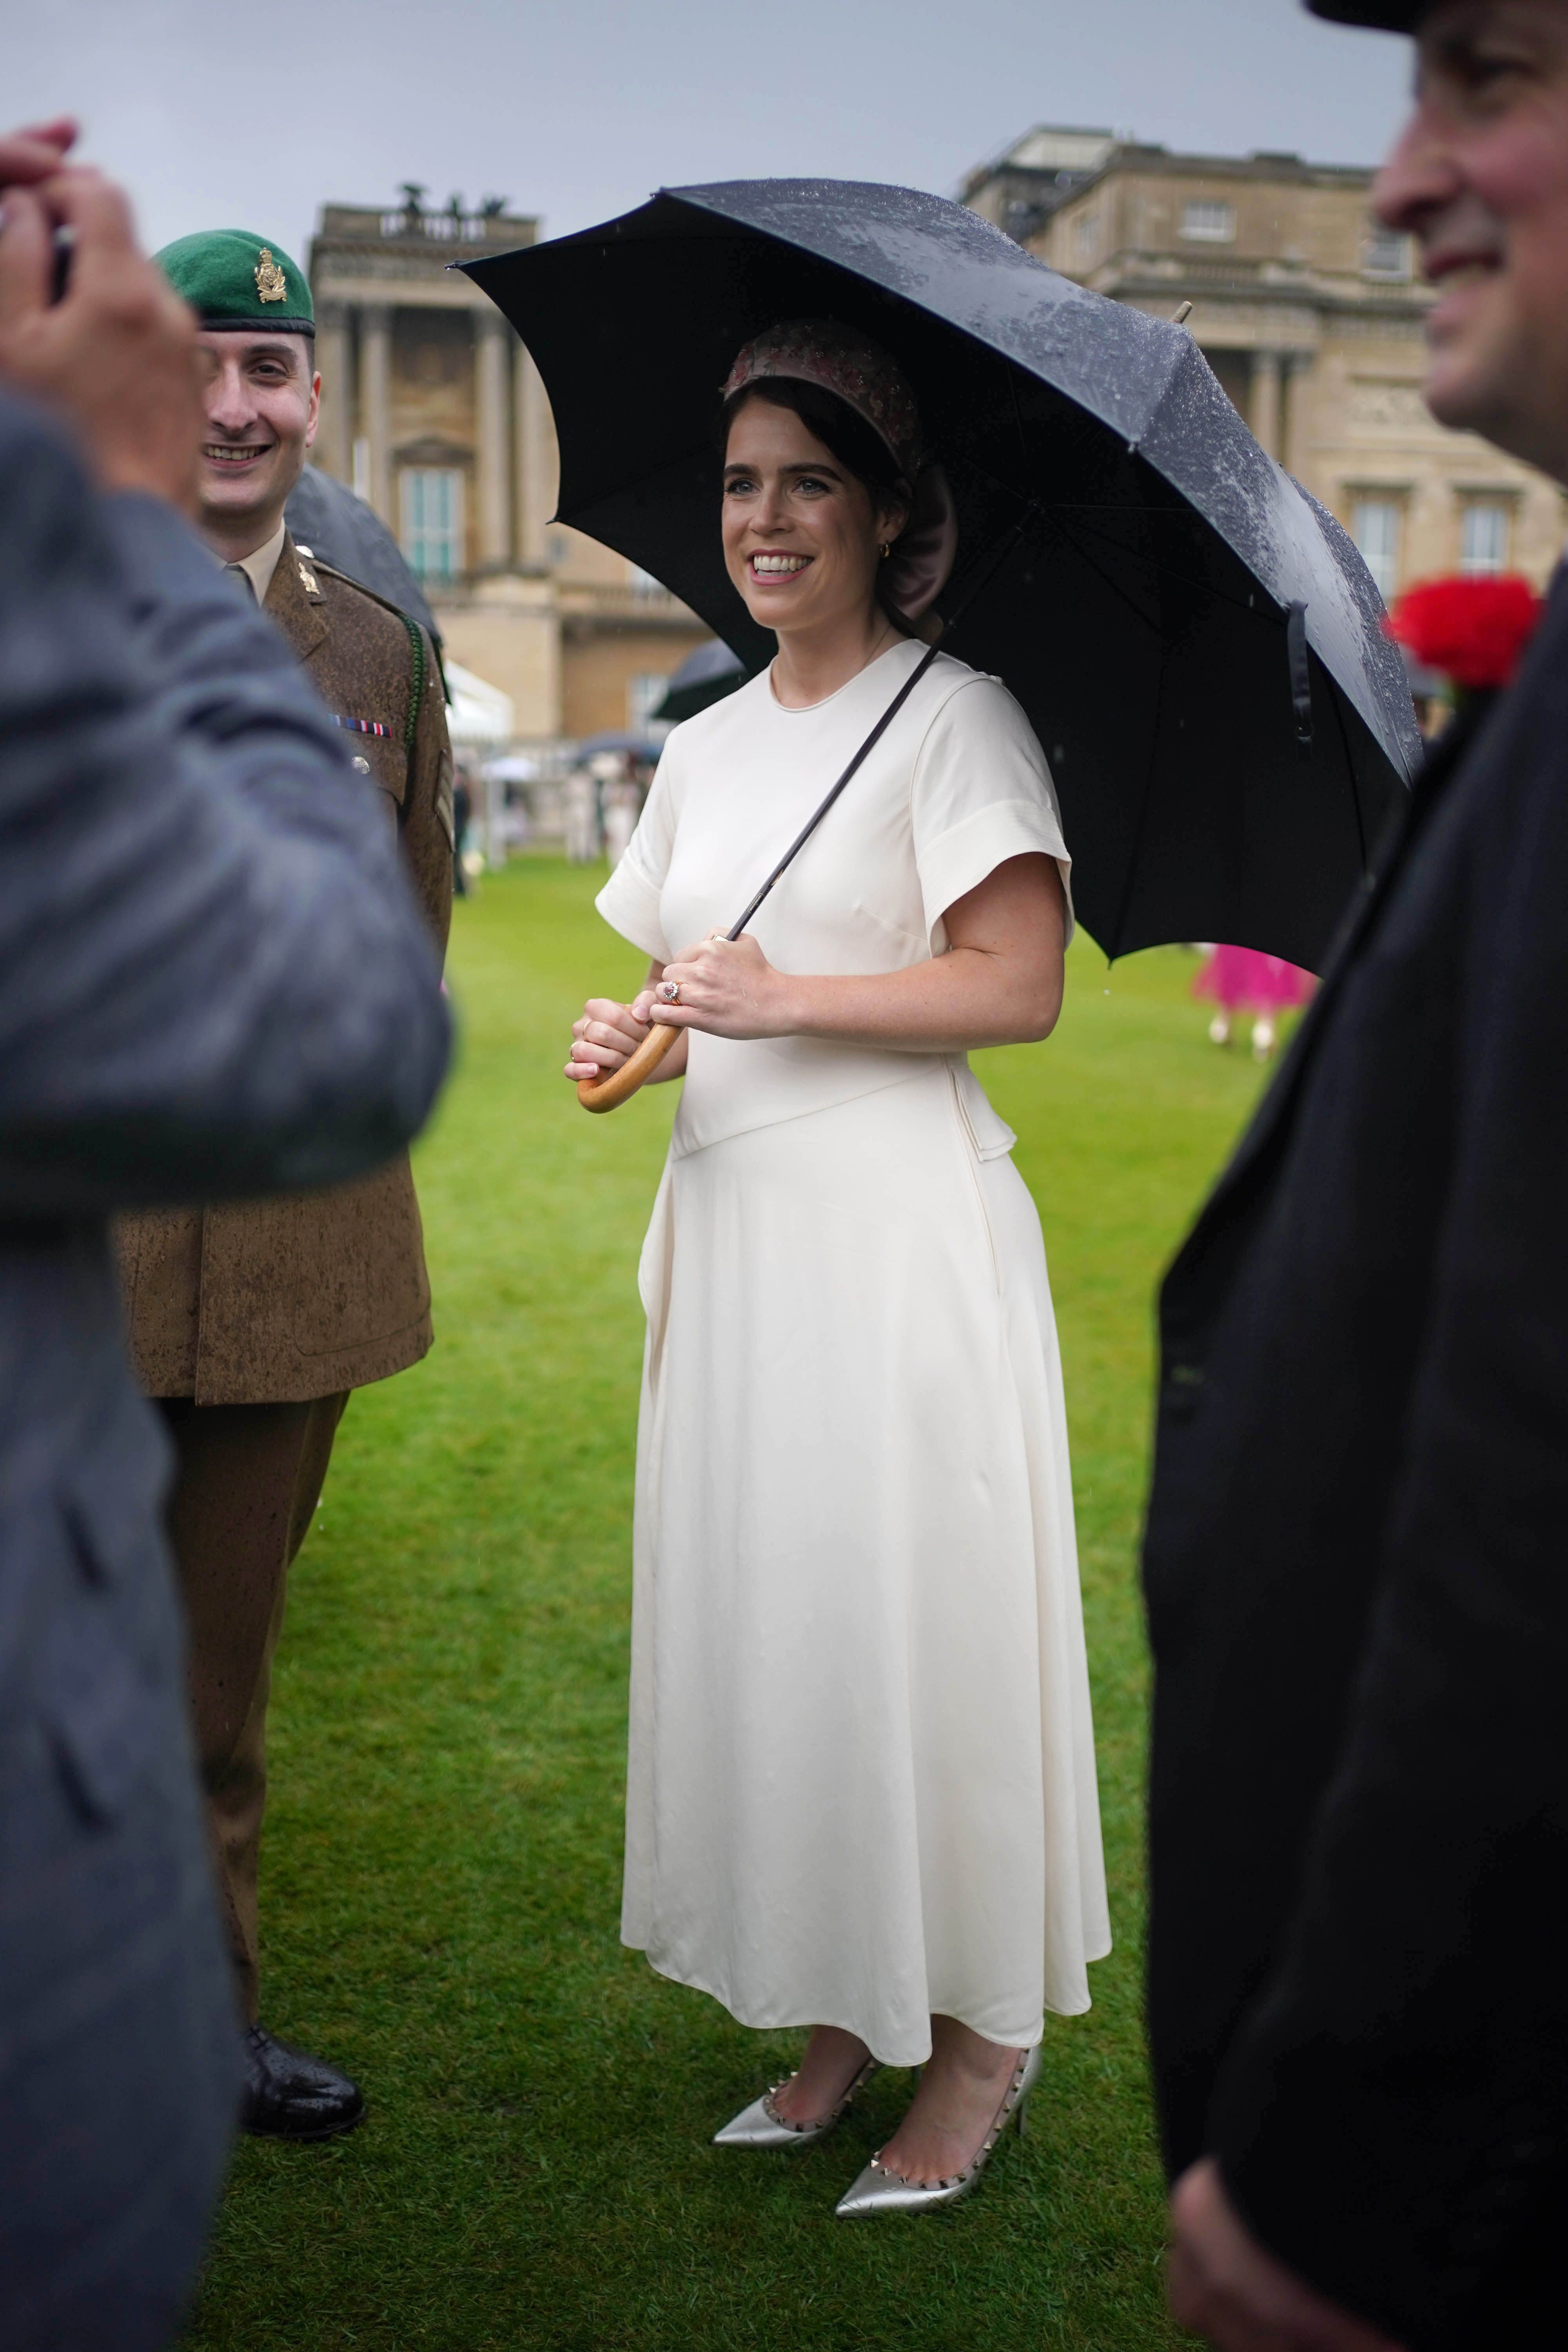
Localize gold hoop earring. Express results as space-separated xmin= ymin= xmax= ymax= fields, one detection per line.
xmin=880 ymin=541 xmax=891 ymax=559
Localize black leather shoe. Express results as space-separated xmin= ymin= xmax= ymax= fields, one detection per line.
xmin=241 ymin=2025 xmax=366 ymax=2140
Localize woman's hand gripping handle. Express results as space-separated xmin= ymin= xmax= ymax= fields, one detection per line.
xmin=567 ymin=975 xmax=688 ymax=1112
xmin=577 ymin=1020 xmax=681 ymax=1110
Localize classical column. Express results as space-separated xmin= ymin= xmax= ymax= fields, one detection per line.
xmin=1279 ymin=353 xmax=1308 ymax=481
xmin=474 ymin=309 xmax=513 ymax=568
xmin=1251 ymin=348 xmax=1283 ymax=461
xmin=313 ymin=298 xmax=352 ymax=481
xmin=515 ymin=340 xmax=555 ymax=567
xmin=360 ymin=302 xmax=393 ymax=526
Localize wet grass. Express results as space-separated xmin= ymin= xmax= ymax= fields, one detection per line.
xmin=180 ymin=860 xmax=1274 ymax=2352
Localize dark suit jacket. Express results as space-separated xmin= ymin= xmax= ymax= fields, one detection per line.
xmin=0 ymin=394 xmax=448 ymax=2350
xmin=1143 ymin=572 xmax=1568 ymax=2351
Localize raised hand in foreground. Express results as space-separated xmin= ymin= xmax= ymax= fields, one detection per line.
xmin=0 ymin=123 xmax=202 ymax=512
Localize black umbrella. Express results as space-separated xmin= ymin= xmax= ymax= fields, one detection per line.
xmin=465 ymin=180 xmax=1419 ymax=969
xmin=654 ymin=637 xmax=748 ymax=724
xmin=284 ymin=465 xmax=442 ymax=646
xmin=577 ymin=730 xmax=666 ymax=761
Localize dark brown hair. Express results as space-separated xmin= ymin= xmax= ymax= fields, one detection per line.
xmin=717 ymin=377 xmax=911 ymax=520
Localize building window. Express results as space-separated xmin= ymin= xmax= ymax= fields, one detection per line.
xmin=628 ymin=564 xmax=667 ymax=601
xmin=627 ymin=673 xmax=669 ymax=735
xmin=401 ymin=467 xmax=464 ymax=583
xmin=1459 ymin=500 xmax=1511 ymax=574
xmin=1362 ymin=227 xmax=1411 ymax=279
xmin=1074 ymin=210 xmax=1100 ymax=264
xmin=1352 ymin=497 xmax=1403 ymax=602
xmin=1181 ymin=200 xmax=1235 ymax=243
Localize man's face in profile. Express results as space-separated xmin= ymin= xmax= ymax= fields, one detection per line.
xmin=195 ymin=330 xmax=319 ymax=543
xmin=1376 ymin=0 xmax=1568 ymax=481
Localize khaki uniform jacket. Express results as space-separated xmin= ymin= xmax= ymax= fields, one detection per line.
xmin=116 ymin=535 xmax=454 ymax=1403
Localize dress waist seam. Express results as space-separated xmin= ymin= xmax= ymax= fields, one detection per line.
xmin=668 ymin=1062 xmax=944 ymax=1162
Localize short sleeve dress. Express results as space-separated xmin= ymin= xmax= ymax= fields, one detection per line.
xmin=597 ymin=639 xmax=1110 ymax=2064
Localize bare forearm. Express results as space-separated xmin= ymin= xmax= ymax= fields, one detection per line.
xmin=652 ymin=855 xmax=1065 ymax=1056
xmin=773 ymin=949 xmax=1060 ymax=1054
xmin=570 ymin=858 xmax=1066 ymax=1089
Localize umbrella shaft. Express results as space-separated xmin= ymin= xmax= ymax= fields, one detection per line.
xmin=725 ymin=643 xmax=939 ymax=941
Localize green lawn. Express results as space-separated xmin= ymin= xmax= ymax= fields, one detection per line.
xmin=181 ymin=861 xmax=1275 ymax=2352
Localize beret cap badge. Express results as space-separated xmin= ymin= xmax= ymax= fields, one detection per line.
xmin=153 ymin=229 xmax=314 ymax=334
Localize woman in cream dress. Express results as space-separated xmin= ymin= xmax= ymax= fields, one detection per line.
xmin=568 ymin=323 xmax=1109 ymax=2214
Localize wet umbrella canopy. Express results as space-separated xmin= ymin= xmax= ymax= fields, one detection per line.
xmin=465 ymin=180 xmax=1419 ymax=969
xmin=577 ymin=730 xmax=666 ymax=761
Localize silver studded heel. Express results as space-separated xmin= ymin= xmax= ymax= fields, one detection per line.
xmin=834 ymin=2043 xmax=1041 ymax=2215
xmin=713 ymin=2054 xmax=878 ymax=2149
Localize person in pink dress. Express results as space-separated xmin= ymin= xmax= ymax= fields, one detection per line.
xmin=1193 ymin=944 xmax=1315 ymax=1060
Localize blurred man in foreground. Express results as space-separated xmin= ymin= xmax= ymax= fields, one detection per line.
xmin=115 ymin=227 xmax=453 ymax=2141
xmin=1145 ymin=5 xmax=1568 ymax=2347
xmin=0 ymin=123 xmax=448 ymax=2350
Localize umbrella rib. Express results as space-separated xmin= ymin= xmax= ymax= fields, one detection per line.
xmin=1036 ymin=501 xmax=1285 ymax=625
xmin=1008 ymin=501 xmax=1166 ymax=640
xmin=940 ymin=513 xmax=1032 ymax=641
xmin=1005 ymin=363 xmax=1044 ymax=508
xmin=955 ymin=446 xmax=1287 ymax=624
xmin=1055 ymin=514 xmax=1287 ymax=622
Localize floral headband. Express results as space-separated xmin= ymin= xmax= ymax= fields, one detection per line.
xmin=721 ymin=318 xmax=927 ymax=481
xmin=721 ymin=318 xmax=956 ymax=626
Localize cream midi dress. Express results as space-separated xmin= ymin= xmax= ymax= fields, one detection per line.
xmin=597 ymin=639 xmax=1110 ymax=2066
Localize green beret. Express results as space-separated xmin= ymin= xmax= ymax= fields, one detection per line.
xmin=154 ymin=229 xmax=314 ymax=336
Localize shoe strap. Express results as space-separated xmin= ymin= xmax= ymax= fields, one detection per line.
xmin=762 ymin=2054 xmax=876 ymax=2134
xmin=871 ymin=2045 xmax=1035 ymax=2191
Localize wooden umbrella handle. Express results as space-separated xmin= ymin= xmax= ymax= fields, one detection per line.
xmin=577 ymin=1021 xmax=681 ymax=1113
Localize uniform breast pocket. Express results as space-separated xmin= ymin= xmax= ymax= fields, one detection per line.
xmin=341 ymin=728 xmax=409 ymax=818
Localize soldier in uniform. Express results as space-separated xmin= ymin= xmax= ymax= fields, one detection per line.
xmin=116 ymin=229 xmax=453 ymax=2139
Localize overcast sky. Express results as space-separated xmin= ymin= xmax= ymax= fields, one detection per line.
xmin=13 ymin=0 xmax=1415 ymax=269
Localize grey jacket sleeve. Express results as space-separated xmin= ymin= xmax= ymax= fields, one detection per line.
xmin=0 ymin=396 xmax=451 ymax=1215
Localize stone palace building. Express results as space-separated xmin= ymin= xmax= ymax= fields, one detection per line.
xmin=962 ymin=126 xmax=1566 ymax=601
xmin=307 ymin=190 xmax=708 ymax=744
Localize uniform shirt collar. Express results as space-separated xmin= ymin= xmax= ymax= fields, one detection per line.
xmin=221 ymin=517 xmax=288 ymax=605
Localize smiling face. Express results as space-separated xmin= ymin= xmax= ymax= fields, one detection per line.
xmin=1375 ymin=0 xmax=1568 ymax=478
xmin=195 ymin=328 xmax=320 ymax=552
xmin=721 ymin=392 xmax=906 ymax=647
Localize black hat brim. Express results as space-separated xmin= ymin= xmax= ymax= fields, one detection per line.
xmin=1305 ymin=0 xmax=1427 ymax=26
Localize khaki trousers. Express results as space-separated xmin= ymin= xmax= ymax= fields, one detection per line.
xmin=158 ymin=1394 xmax=348 ymax=2023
